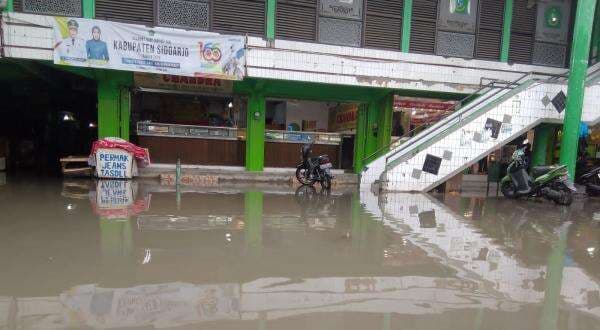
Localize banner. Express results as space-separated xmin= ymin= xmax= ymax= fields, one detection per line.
xmin=437 ymin=0 xmax=478 ymax=33
xmin=53 ymin=17 xmax=245 ymax=79
xmin=328 ymin=104 xmax=358 ymax=132
xmin=535 ymin=0 xmax=571 ymax=45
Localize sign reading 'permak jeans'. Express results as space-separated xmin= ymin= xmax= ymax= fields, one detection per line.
xmin=437 ymin=0 xmax=479 ymax=34
xmin=52 ymin=16 xmax=245 ymax=79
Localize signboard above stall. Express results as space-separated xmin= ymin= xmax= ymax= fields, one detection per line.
xmin=394 ymin=97 xmax=458 ymax=126
xmin=52 ymin=16 xmax=245 ymax=79
xmin=134 ymin=73 xmax=233 ymax=93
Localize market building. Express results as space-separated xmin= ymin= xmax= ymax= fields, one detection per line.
xmin=1 ymin=0 xmax=600 ymax=190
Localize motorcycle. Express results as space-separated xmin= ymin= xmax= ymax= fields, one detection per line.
xmin=577 ymin=166 xmax=600 ymax=197
xmin=500 ymin=142 xmax=575 ymax=206
xmin=295 ymin=143 xmax=334 ymax=190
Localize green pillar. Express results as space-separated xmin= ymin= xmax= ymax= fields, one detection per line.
xmin=3 ymin=0 xmax=13 ymax=12
xmin=532 ymin=124 xmax=552 ymax=167
xmin=559 ymin=0 xmax=597 ymax=178
xmin=266 ymin=0 xmax=276 ymax=40
xmin=244 ymin=191 xmax=264 ymax=257
xmin=245 ymin=92 xmax=266 ymax=171
xmin=376 ymin=93 xmax=393 ymax=152
xmin=500 ymin=0 xmax=513 ymax=62
xmin=540 ymin=227 xmax=568 ymax=330
xmin=97 ymin=70 xmax=133 ymax=140
xmin=82 ymin=0 xmax=95 ymax=18
xmin=592 ymin=3 xmax=600 ymax=63
xmin=401 ymin=0 xmax=413 ymax=52
xmin=353 ymin=105 xmax=368 ymax=173
xmin=365 ymin=99 xmax=379 ymax=158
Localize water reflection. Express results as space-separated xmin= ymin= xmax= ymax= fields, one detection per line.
xmin=0 ymin=180 xmax=600 ymax=329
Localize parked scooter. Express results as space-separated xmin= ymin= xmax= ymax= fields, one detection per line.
xmin=500 ymin=141 xmax=575 ymax=205
xmin=577 ymin=166 xmax=600 ymax=197
xmin=296 ymin=143 xmax=334 ymax=189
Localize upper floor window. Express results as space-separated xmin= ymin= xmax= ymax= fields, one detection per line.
xmin=157 ymin=0 xmax=210 ymax=31
xmin=21 ymin=0 xmax=82 ymax=17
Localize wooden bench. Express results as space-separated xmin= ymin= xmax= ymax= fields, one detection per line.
xmin=60 ymin=156 xmax=92 ymax=177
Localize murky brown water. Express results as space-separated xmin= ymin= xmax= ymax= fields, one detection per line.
xmin=1 ymin=178 xmax=600 ymax=329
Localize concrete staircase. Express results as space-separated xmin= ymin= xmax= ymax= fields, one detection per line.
xmin=361 ymin=65 xmax=600 ymax=192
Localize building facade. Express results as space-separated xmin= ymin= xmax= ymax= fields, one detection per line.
xmin=1 ymin=0 xmax=598 ymax=176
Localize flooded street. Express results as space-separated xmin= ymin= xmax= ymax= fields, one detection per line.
xmin=1 ymin=179 xmax=600 ymax=329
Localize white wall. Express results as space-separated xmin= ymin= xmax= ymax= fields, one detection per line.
xmin=285 ymin=100 xmax=331 ymax=131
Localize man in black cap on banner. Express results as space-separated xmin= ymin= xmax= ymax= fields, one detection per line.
xmin=55 ymin=19 xmax=87 ymax=62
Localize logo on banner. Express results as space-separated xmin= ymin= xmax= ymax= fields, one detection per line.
xmin=200 ymin=42 xmax=223 ymax=62
xmin=545 ymin=6 xmax=562 ymax=28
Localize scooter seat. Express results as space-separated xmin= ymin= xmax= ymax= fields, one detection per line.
xmin=532 ymin=166 xmax=556 ymax=178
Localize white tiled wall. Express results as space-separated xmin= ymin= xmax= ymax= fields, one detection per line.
xmin=361 ymin=78 xmax=600 ymax=192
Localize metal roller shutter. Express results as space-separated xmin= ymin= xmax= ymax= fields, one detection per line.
xmin=410 ymin=0 xmax=437 ymax=54
xmin=276 ymin=0 xmax=317 ymax=42
xmin=96 ymin=0 xmax=154 ymax=26
xmin=475 ymin=0 xmax=504 ymax=60
xmin=509 ymin=0 xmax=535 ymax=63
xmin=364 ymin=0 xmax=403 ymax=50
xmin=213 ymin=0 xmax=265 ymax=36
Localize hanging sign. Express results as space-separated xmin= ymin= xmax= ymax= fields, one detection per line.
xmin=535 ymin=0 xmax=571 ymax=45
xmin=320 ymin=0 xmax=363 ymax=20
xmin=328 ymin=104 xmax=358 ymax=132
xmin=437 ymin=0 xmax=479 ymax=33
xmin=134 ymin=73 xmax=233 ymax=93
xmin=52 ymin=16 xmax=245 ymax=79
xmin=394 ymin=97 xmax=458 ymax=126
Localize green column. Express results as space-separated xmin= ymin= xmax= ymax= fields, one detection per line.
xmin=500 ymin=0 xmax=513 ymax=62
xmin=3 ymin=0 xmax=13 ymax=12
xmin=266 ymin=0 xmax=276 ymax=40
xmin=246 ymin=92 xmax=266 ymax=171
xmin=365 ymin=99 xmax=379 ymax=158
xmin=559 ymin=0 xmax=597 ymax=178
xmin=82 ymin=0 xmax=95 ymax=18
xmin=532 ymin=124 xmax=552 ymax=167
xmin=97 ymin=70 xmax=133 ymax=140
xmin=353 ymin=104 xmax=368 ymax=173
xmin=244 ymin=191 xmax=264 ymax=257
xmin=376 ymin=93 xmax=393 ymax=152
xmin=100 ymin=217 xmax=133 ymax=260
xmin=401 ymin=0 xmax=413 ymax=52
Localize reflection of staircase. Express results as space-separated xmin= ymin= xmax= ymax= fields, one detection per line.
xmin=361 ymin=65 xmax=600 ymax=192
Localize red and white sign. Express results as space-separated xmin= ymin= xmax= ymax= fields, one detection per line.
xmin=394 ymin=97 xmax=458 ymax=126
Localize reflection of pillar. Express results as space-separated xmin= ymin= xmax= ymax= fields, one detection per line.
xmin=382 ymin=313 xmax=391 ymax=330
xmin=100 ymin=218 xmax=133 ymax=260
xmin=559 ymin=0 xmax=597 ymax=178
xmin=244 ymin=191 xmax=264 ymax=257
xmin=540 ymin=226 xmax=568 ymax=330
xmin=350 ymin=192 xmax=363 ymax=252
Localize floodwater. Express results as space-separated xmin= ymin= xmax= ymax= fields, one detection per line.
xmin=1 ymin=179 xmax=600 ymax=330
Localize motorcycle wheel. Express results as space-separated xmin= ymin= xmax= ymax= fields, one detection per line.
xmin=296 ymin=166 xmax=316 ymax=185
xmin=554 ymin=183 xmax=573 ymax=206
xmin=501 ymin=181 xmax=517 ymax=199
xmin=320 ymin=175 xmax=332 ymax=190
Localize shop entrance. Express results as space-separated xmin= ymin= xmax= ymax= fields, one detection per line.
xmin=265 ymin=99 xmax=358 ymax=170
xmin=132 ymin=87 xmax=248 ymax=166
xmin=0 ymin=61 xmax=97 ymax=177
